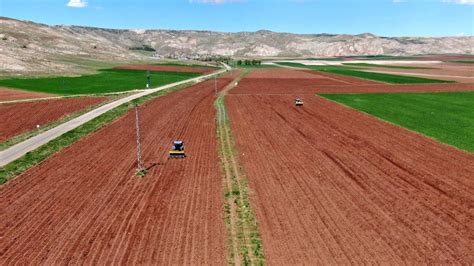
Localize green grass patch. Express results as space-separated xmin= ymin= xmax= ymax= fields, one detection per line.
xmin=448 ymin=60 xmax=474 ymax=64
xmin=0 ymin=82 xmax=194 ymax=185
xmin=215 ymin=70 xmax=265 ymax=265
xmin=320 ymin=91 xmax=474 ymax=152
xmin=277 ymin=62 xmax=454 ymax=84
xmin=0 ymin=69 xmax=202 ymax=95
xmin=343 ymin=63 xmax=434 ymax=70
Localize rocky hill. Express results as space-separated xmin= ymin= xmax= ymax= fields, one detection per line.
xmin=1 ymin=17 xmax=473 ymax=75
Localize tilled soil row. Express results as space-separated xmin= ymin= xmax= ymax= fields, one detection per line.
xmin=0 ymin=76 xmax=236 ymax=264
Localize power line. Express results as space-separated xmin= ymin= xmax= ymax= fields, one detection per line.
xmin=135 ymin=105 xmax=145 ymax=174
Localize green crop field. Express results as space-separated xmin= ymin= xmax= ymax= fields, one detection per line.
xmin=0 ymin=69 xmax=202 ymax=95
xmin=276 ymin=62 xmax=454 ymax=84
xmin=342 ymin=63 xmax=434 ymax=69
xmin=449 ymin=60 xmax=474 ymax=64
xmin=320 ymin=91 xmax=474 ymax=152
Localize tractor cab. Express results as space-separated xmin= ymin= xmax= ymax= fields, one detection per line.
xmin=169 ymin=140 xmax=186 ymax=158
xmin=295 ymin=98 xmax=303 ymax=106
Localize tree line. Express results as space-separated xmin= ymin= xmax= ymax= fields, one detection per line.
xmin=237 ymin=59 xmax=262 ymax=66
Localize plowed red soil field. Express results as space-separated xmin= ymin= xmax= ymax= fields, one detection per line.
xmin=226 ymin=94 xmax=474 ymax=264
xmin=0 ymin=87 xmax=54 ymax=101
xmin=0 ymin=75 xmax=237 ymax=264
xmin=114 ymin=64 xmax=215 ymax=73
xmin=225 ymin=69 xmax=474 ymax=264
xmin=0 ymin=97 xmax=106 ymax=142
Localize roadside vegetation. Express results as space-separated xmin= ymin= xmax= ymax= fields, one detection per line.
xmin=0 ymin=69 xmax=201 ymax=95
xmin=216 ymin=70 xmax=265 ymax=265
xmin=320 ymin=91 xmax=474 ymax=152
xmin=342 ymin=63 xmax=434 ymax=69
xmin=277 ymin=62 xmax=454 ymax=84
xmin=0 ymin=81 xmax=195 ymax=185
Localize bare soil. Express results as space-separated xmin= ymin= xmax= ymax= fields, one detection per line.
xmin=226 ymin=92 xmax=474 ymax=264
xmin=0 ymin=87 xmax=55 ymax=102
xmin=0 ymin=97 xmax=106 ymax=142
xmin=0 ymin=76 xmax=236 ymax=264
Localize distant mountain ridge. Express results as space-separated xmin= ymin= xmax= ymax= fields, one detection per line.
xmin=1 ymin=17 xmax=473 ymax=74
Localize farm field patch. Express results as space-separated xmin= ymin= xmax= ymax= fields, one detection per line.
xmin=229 ymin=69 xmax=473 ymax=95
xmin=277 ymin=62 xmax=455 ymax=84
xmin=0 ymin=97 xmax=106 ymax=143
xmin=0 ymin=76 xmax=236 ymax=264
xmin=342 ymin=63 xmax=434 ymax=69
xmin=0 ymin=87 xmax=55 ymax=101
xmin=0 ymin=69 xmax=202 ymax=95
xmin=321 ymin=91 xmax=474 ymax=152
xmin=226 ymin=93 xmax=474 ymax=264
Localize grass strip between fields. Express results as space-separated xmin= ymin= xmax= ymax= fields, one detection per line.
xmin=215 ymin=70 xmax=266 ymax=265
xmin=0 ymin=81 xmax=196 ymax=185
xmin=277 ymin=62 xmax=455 ymax=84
xmin=319 ymin=91 xmax=474 ymax=152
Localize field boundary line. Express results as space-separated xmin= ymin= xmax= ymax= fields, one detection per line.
xmin=215 ymin=69 xmax=266 ymax=265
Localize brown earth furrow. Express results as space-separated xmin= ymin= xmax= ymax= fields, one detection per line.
xmin=0 ymin=77 xmax=232 ymax=264
xmin=225 ymin=75 xmax=474 ymax=265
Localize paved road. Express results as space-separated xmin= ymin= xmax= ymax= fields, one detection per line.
xmin=0 ymin=65 xmax=230 ymax=167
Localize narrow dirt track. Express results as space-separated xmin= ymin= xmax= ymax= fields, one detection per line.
xmin=225 ymin=69 xmax=474 ymax=264
xmin=0 ymin=97 xmax=106 ymax=142
xmin=0 ymin=75 xmax=236 ymax=264
xmin=0 ymin=87 xmax=55 ymax=101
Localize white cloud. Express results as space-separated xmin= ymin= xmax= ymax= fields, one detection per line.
xmin=67 ymin=0 xmax=88 ymax=8
xmin=442 ymin=0 xmax=474 ymax=5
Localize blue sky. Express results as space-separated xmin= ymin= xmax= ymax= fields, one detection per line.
xmin=1 ymin=0 xmax=473 ymax=36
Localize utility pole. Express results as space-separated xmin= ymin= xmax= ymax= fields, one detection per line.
xmin=135 ymin=105 xmax=146 ymax=176
xmin=214 ymin=75 xmax=217 ymax=96
xmin=146 ymin=70 xmax=151 ymax=88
